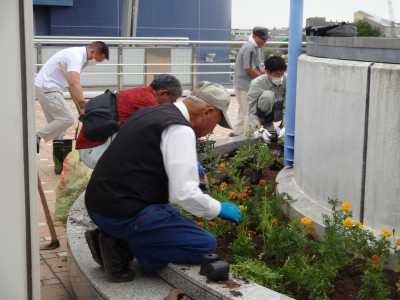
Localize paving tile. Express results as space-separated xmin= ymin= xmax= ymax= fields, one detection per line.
xmin=46 ymin=256 xmax=68 ymax=273
xmin=40 ymin=261 xmax=55 ymax=280
xmin=56 ymin=271 xmax=72 ymax=292
xmin=42 ymin=278 xmax=61 ymax=286
xmin=41 ymin=284 xmax=73 ymax=300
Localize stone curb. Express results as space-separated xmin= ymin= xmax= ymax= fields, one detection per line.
xmin=67 ymin=137 xmax=293 ymax=299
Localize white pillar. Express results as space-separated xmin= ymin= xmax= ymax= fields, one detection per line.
xmin=0 ymin=0 xmax=39 ymax=299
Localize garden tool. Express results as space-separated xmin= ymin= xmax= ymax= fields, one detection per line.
xmin=52 ymin=139 xmax=72 ymax=175
xmin=38 ymin=175 xmax=60 ymax=250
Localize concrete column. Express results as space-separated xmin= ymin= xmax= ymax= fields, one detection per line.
xmin=0 ymin=0 xmax=39 ymax=299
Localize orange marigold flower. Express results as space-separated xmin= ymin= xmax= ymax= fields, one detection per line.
xmin=248 ymin=230 xmax=257 ymax=237
xmin=218 ymin=163 xmax=225 ymax=172
xmin=382 ymin=228 xmax=392 ymax=238
xmin=341 ymin=201 xmax=352 ymax=213
xmin=271 ymin=218 xmax=278 ymax=225
xmin=395 ymin=239 xmax=400 ymax=246
xmin=227 ymin=191 xmax=236 ymax=200
xmin=259 ymin=179 xmax=267 ymax=185
xmin=219 ymin=181 xmax=228 ymax=190
xmin=343 ymin=217 xmax=353 ymax=228
xmin=371 ymin=255 xmax=380 ymax=262
xmin=207 ymin=221 xmax=215 ymax=227
xmin=301 ymin=217 xmax=312 ymax=226
xmin=238 ymin=193 xmax=248 ymax=202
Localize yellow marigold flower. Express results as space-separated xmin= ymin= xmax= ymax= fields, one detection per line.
xmin=271 ymin=218 xmax=278 ymax=225
xmin=218 ymin=163 xmax=225 ymax=172
xmin=382 ymin=228 xmax=392 ymax=238
xmin=239 ymin=205 xmax=248 ymax=212
xmin=227 ymin=191 xmax=236 ymax=200
xmin=219 ymin=181 xmax=228 ymax=190
xmin=343 ymin=217 xmax=353 ymax=228
xmin=371 ymin=255 xmax=380 ymax=262
xmin=301 ymin=217 xmax=312 ymax=226
xmin=356 ymin=221 xmax=364 ymax=229
xmin=341 ymin=201 xmax=352 ymax=213
xmin=395 ymin=239 xmax=400 ymax=246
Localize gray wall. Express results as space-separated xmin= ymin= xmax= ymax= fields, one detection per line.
xmin=295 ymin=55 xmax=400 ymax=232
xmin=0 ymin=0 xmax=40 ymax=299
xmin=364 ymin=64 xmax=400 ymax=230
xmin=295 ymin=55 xmax=370 ymax=220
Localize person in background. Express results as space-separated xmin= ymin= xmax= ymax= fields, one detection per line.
xmin=76 ymin=74 xmax=182 ymax=169
xmin=35 ymin=41 xmax=109 ymax=174
xmin=230 ymin=27 xmax=269 ymax=137
xmin=248 ymin=55 xmax=287 ymax=142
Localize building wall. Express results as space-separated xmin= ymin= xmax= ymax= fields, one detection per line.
xmin=33 ymin=0 xmax=124 ymax=36
xmin=136 ymin=0 xmax=231 ymax=40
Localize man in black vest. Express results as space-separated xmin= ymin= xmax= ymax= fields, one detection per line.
xmin=85 ymin=82 xmax=241 ymax=281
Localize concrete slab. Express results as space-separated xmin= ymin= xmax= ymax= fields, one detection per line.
xmin=307 ymin=37 xmax=400 ymax=64
xmin=295 ymin=55 xmax=370 ymax=220
xmin=364 ymin=63 xmax=400 ymax=232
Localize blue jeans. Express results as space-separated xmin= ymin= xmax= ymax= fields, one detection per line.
xmin=89 ymin=204 xmax=216 ymax=273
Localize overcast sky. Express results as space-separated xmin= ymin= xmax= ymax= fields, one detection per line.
xmin=232 ymin=0 xmax=400 ymax=28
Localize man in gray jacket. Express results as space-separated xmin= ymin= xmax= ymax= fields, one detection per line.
xmin=230 ymin=27 xmax=269 ymax=137
xmin=248 ymin=56 xmax=287 ymax=141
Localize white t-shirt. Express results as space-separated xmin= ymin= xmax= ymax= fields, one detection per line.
xmin=35 ymin=47 xmax=87 ymax=92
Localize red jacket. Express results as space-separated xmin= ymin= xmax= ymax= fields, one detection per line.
xmin=76 ymin=87 xmax=158 ymax=149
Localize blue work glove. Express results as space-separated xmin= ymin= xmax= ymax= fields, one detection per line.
xmin=197 ymin=162 xmax=206 ymax=178
xmin=218 ymin=202 xmax=241 ymax=224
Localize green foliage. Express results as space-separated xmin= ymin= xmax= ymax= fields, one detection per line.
xmin=232 ymin=215 xmax=256 ymax=259
xmin=354 ymin=20 xmax=383 ymax=37
xmin=231 ymin=258 xmax=283 ymax=291
xmin=359 ymin=270 xmax=390 ymax=300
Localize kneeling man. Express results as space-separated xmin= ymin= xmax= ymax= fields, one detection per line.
xmin=85 ymin=82 xmax=241 ymax=281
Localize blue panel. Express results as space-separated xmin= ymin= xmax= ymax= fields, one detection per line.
xmin=49 ymin=0 xmax=123 ymax=36
xmin=33 ymin=6 xmax=50 ymax=35
xmin=137 ymin=0 xmax=199 ymax=30
xmin=200 ymin=0 xmax=231 ymax=29
xmin=33 ymin=0 xmax=73 ymax=6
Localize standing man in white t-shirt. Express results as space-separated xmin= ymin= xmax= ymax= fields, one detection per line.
xmin=35 ymin=41 xmax=109 ymax=174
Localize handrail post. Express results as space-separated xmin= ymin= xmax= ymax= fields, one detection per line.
xmin=284 ymin=0 xmax=304 ymax=167
xmin=117 ymin=45 xmax=123 ymax=91
xmin=191 ymin=47 xmax=197 ymax=90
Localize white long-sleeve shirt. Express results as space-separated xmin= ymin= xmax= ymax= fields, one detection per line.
xmin=160 ymin=101 xmax=221 ymax=219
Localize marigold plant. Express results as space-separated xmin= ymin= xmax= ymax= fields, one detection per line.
xmin=341 ymin=201 xmax=352 ymax=213
xmin=343 ymin=217 xmax=353 ymax=228
xmin=300 ymin=217 xmax=312 ymax=226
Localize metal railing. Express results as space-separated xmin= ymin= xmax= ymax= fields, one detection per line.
xmin=33 ymin=36 xmax=297 ymax=91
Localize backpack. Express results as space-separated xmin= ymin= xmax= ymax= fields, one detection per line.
xmin=306 ymin=22 xmax=357 ymax=37
xmin=82 ymin=90 xmax=120 ymax=141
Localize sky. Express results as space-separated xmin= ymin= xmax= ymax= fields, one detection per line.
xmin=232 ymin=0 xmax=400 ymax=28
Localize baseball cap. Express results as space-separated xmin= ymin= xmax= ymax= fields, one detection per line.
xmin=253 ymin=27 xmax=269 ymax=40
xmin=190 ymin=81 xmax=232 ymax=129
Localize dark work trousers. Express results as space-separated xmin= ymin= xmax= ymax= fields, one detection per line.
xmin=89 ymin=204 xmax=216 ymax=273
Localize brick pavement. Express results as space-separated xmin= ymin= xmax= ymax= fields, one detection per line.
xmin=37 ymin=95 xmax=239 ymax=299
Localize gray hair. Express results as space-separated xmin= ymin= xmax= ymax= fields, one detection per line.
xmin=150 ymin=74 xmax=182 ymax=98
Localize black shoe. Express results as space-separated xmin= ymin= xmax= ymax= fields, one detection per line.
xmin=98 ymin=231 xmax=135 ymax=282
xmin=85 ymin=229 xmax=103 ymax=267
xmin=53 ymin=139 xmax=73 ymax=174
